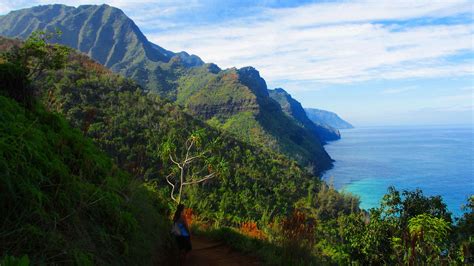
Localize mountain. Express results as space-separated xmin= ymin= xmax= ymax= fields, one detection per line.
xmin=0 ymin=4 xmax=203 ymax=94
xmin=269 ymin=88 xmax=340 ymax=143
xmin=305 ymin=108 xmax=354 ymax=129
xmin=176 ymin=66 xmax=333 ymax=173
xmin=0 ymin=35 xmax=320 ymax=224
xmin=0 ymin=34 xmax=315 ymax=263
xmin=0 ymin=4 xmax=333 ymax=174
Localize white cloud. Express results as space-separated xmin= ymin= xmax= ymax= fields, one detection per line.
xmin=1 ymin=0 xmax=473 ymax=92
xmin=147 ymin=0 xmax=473 ymax=88
xmin=416 ymin=91 xmax=474 ymax=112
xmin=381 ymin=86 xmax=418 ymax=95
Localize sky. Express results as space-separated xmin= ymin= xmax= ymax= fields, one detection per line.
xmin=1 ymin=0 xmax=473 ymax=126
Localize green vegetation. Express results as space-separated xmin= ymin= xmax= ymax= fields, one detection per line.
xmin=193 ymin=187 xmax=472 ymax=265
xmin=194 ymin=226 xmax=322 ymax=266
xmin=269 ymin=88 xmax=340 ymax=143
xmin=0 ymin=4 xmax=334 ymax=175
xmin=0 ymin=32 xmax=472 ymax=265
xmin=0 ymin=33 xmax=174 ymax=265
xmin=0 ymin=96 xmax=173 ymax=264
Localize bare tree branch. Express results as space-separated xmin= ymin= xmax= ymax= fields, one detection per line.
xmin=169 ymin=154 xmax=182 ymax=169
xmin=165 ymin=173 xmax=178 ymax=203
xmin=184 ymin=154 xmax=202 ymax=164
xmin=165 ymin=135 xmax=218 ymax=204
xmin=184 ymin=138 xmax=195 ymax=162
xmin=183 ymin=173 xmax=216 ymax=185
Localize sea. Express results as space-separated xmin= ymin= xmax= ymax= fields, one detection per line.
xmin=322 ymin=125 xmax=473 ymax=217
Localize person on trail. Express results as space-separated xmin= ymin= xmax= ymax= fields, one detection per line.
xmin=172 ymin=204 xmax=192 ymax=260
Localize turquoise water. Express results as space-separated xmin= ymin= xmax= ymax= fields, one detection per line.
xmin=322 ymin=125 xmax=473 ymax=217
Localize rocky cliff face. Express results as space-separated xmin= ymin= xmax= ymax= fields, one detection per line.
xmin=269 ymin=88 xmax=341 ymax=143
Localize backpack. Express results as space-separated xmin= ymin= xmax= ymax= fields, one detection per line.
xmin=171 ymin=222 xmax=181 ymax=236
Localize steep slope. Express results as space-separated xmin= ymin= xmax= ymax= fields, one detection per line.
xmin=0 ymin=4 xmax=203 ymax=94
xmin=0 ymin=4 xmax=333 ymax=174
xmin=0 ymin=94 xmax=172 ymax=264
xmin=305 ymin=108 xmax=354 ymax=129
xmin=178 ymin=66 xmax=333 ymax=173
xmin=0 ymin=36 xmax=320 ymax=224
xmin=269 ymin=88 xmax=340 ymax=143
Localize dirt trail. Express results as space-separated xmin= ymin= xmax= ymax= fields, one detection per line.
xmin=183 ymin=235 xmax=261 ymax=266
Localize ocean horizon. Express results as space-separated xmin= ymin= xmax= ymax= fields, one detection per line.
xmin=323 ymin=124 xmax=473 ymax=217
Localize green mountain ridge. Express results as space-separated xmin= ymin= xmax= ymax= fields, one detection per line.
xmin=0 ymin=4 xmax=333 ymax=174
xmin=0 ymin=35 xmax=320 ymax=224
xmin=305 ymin=107 xmax=354 ymax=129
xmin=1 ymin=36 xmax=341 ymax=263
xmin=269 ymin=88 xmax=341 ymax=143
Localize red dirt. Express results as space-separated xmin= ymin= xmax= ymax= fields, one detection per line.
xmin=183 ymin=235 xmax=261 ymax=266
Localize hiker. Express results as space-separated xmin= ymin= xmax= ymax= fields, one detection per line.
xmin=172 ymin=204 xmax=192 ymax=262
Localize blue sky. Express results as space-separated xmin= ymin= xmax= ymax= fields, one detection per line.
xmin=1 ymin=0 xmax=473 ymax=126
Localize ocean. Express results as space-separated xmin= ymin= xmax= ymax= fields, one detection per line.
xmin=322 ymin=125 xmax=473 ymax=217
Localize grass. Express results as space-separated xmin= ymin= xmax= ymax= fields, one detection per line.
xmin=0 ymin=95 xmax=174 ymax=265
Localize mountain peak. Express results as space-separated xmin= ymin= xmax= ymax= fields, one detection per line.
xmin=272 ymin=87 xmax=290 ymax=95
xmin=0 ymin=4 xmax=207 ymax=90
xmin=237 ymin=66 xmax=269 ymax=97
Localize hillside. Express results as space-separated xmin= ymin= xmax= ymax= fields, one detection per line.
xmin=269 ymin=88 xmax=340 ymax=142
xmin=305 ymin=108 xmax=354 ymax=129
xmin=0 ymin=93 xmax=172 ymax=263
xmin=0 ymin=4 xmax=333 ymax=174
xmin=0 ymin=34 xmax=330 ymax=264
xmin=177 ymin=66 xmax=333 ymax=173
xmin=0 ymin=35 xmax=321 ymax=224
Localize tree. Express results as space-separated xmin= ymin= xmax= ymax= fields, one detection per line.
xmin=2 ymin=30 xmax=69 ymax=80
xmin=163 ymin=130 xmax=225 ymax=204
xmin=0 ymin=30 xmax=69 ymax=107
xmin=454 ymin=196 xmax=474 ymax=263
xmin=407 ymin=213 xmax=450 ymax=264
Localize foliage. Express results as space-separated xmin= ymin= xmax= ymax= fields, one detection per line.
xmin=407 ymin=213 xmax=450 ymax=264
xmin=1 ymin=30 xmax=69 ymax=82
xmin=0 ymin=31 xmax=68 ymax=107
xmin=1 ymin=33 xmax=471 ymax=265
xmin=7 ymin=40 xmax=325 ymax=227
xmin=0 ymin=255 xmax=30 ymax=266
xmin=0 ymin=96 xmax=172 ymax=264
xmin=0 ymin=5 xmax=335 ymax=175
xmin=453 ymin=196 xmax=474 ymax=263
xmin=0 ymin=34 xmax=173 ymax=265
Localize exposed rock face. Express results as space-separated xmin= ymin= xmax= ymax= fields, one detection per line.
xmin=237 ymin=67 xmax=269 ymax=98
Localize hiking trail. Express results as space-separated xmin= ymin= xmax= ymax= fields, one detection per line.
xmin=183 ymin=235 xmax=261 ymax=266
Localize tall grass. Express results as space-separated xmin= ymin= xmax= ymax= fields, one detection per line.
xmin=0 ymin=95 xmax=173 ymax=265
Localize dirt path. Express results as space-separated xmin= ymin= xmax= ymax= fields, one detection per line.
xmin=183 ymin=235 xmax=261 ymax=266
